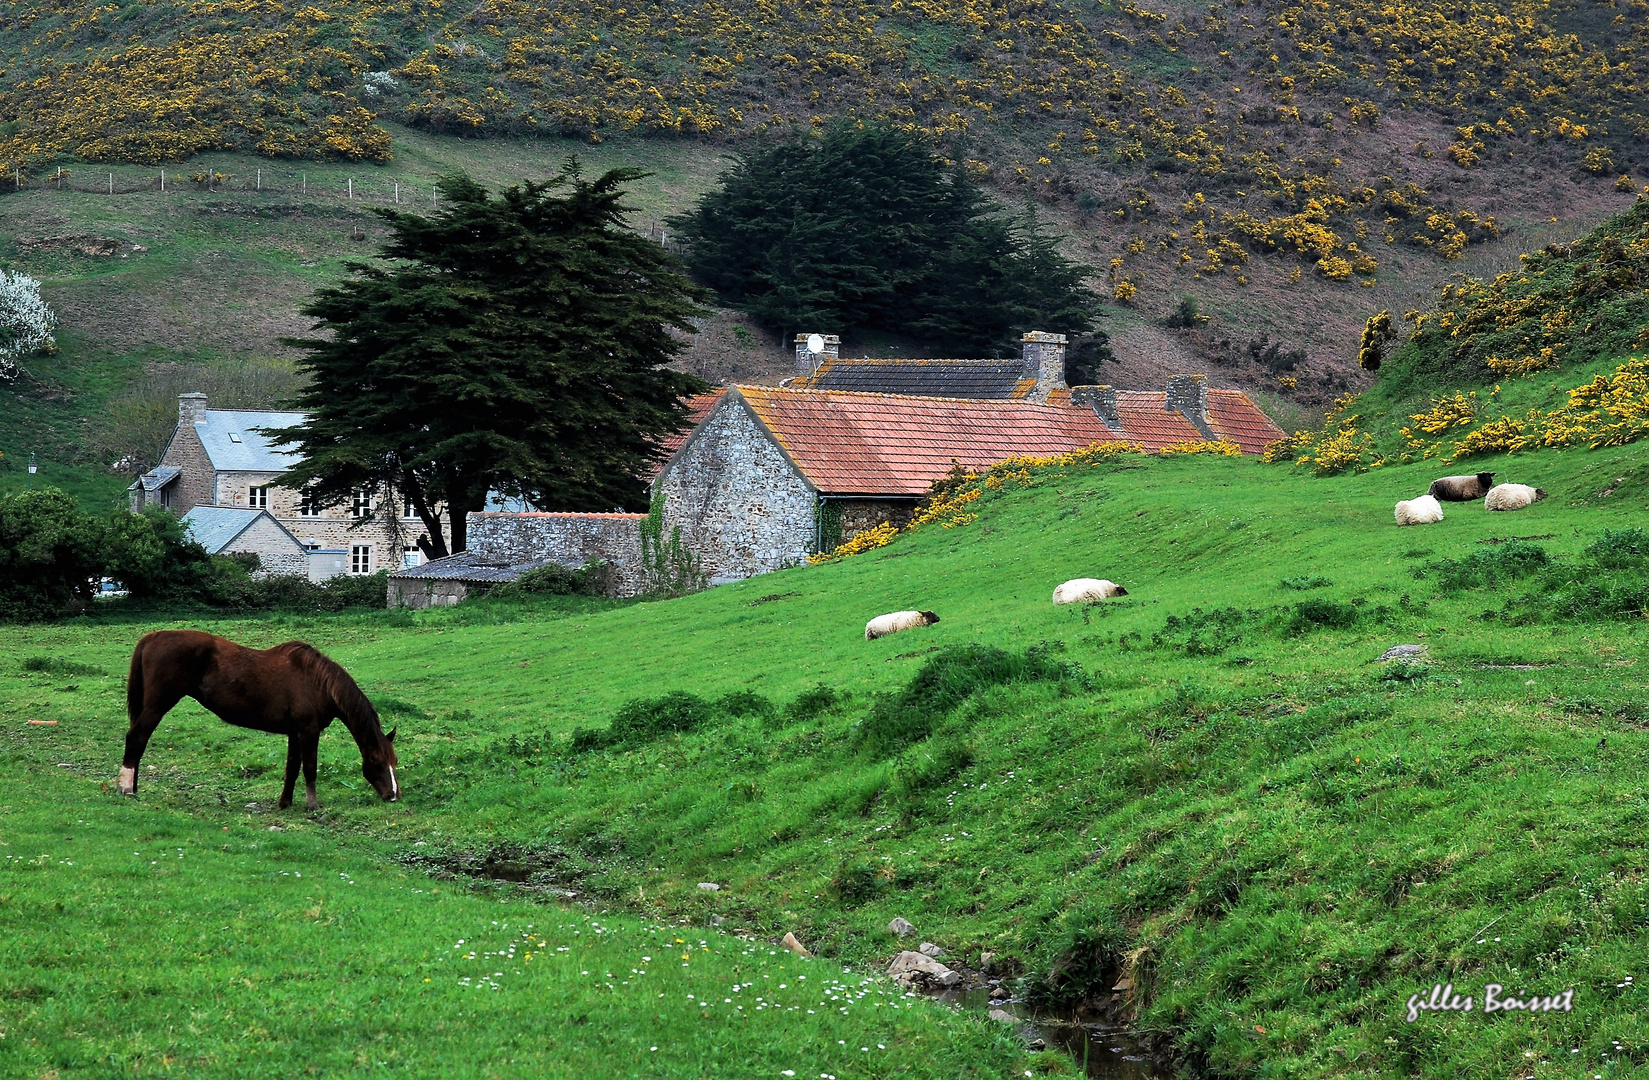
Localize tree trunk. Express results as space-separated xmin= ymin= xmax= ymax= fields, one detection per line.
xmin=448 ymin=505 xmax=468 ymax=554
xmin=402 ymin=469 xmax=450 ymax=559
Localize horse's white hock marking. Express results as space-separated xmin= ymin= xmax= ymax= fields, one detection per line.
xmin=117 ymin=766 xmax=135 ymax=794
xmin=388 ymin=765 xmax=400 ymax=800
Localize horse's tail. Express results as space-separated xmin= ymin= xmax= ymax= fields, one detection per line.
xmin=127 ymin=636 xmax=147 ymax=724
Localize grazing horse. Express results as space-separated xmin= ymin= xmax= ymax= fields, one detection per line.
xmin=120 ymin=630 xmax=400 ymax=809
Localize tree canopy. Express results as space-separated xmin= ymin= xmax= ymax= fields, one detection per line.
xmin=273 ymin=164 xmax=709 ymax=556
xmin=669 ymin=123 xmax=1103 ymax=355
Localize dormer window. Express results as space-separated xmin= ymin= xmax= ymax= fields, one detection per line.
xmin=228 ymin=432 xmax=242 ymax=443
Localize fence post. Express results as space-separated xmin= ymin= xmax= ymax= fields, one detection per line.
xmin=348 ymin=178 xmax=353 ymax=199
xmin=161 ymin=169 xmax=165 ymax=192
xmin=302 ymin=173 xmax=307 ymax=194
xmin=109 ymin=172 xmax=113 ymax=195
xmin=257 ymin=168 xmax=261 ymax=191
xmin=394 ymin=181 xmax=399 ymax=204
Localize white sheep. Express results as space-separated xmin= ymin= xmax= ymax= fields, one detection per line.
xmin=865 ymin=610 xmax=940 ymax=640
xmin=1485 ymin=483 xmax=1547 ymax=512
xmin=1052 ymin=578 xmax=1129 ymax=604
xmin=1394 ymin=494 xmax=1444 ymax=526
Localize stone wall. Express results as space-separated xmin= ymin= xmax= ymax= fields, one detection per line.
xmin=387 ymin=579 xmax=471 ymax=609
xmin=467 ymin=512 xmax=648 ymax=595
xmin=838 ymin=498 xmax=917 ymax=539
xmin=654 ymin=397 xmax=817 ymax=583
xmin=225 ymin=515 xmax=309 ymax=579
xmin=159 ymin=403 xmax=217 ymax=516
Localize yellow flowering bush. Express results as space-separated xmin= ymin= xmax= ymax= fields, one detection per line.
xmin=1158 ymin=440 xmax=1243 ymax=456
xmin=1541 ymin=358 xmax=1649 ymax=449
xmin=808 ymin=521 xmax=901 ymax=564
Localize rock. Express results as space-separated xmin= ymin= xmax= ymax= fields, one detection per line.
xmin=1027 ymin=1038 xmax=1046 ymax=1051
xmin=988 ymin=1008 xmax=1016 ymax=1024
xmin=244 ymin=802 xmax=263 ymax=812
xmin=1112 ymin=975 xmax=1135 ymax=992
xmin=697 ymin=882 xmax=720 ymax=891
xmin=709 ymin=914 xmax=725 ymax=927
xmin=989 ymin=984 xmax=1010 ymax=1000
xmin=1376 ymin=644 xmax=1427 ymax=662
xmin=781 ymin=932 xmax=811 ymax=957
xmin=887 ymin=950 xmax=962 ymax=990
xmin=918 ymin=942 xmax=944 ymax=958
xmin=979 ymin=950 xmax=997 ymax=973
xmin=887 ymin=917 xmax=914 ymax=937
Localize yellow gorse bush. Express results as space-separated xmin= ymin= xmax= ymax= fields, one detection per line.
xmin=1158 ymin=440 xmax=1243 ymax=456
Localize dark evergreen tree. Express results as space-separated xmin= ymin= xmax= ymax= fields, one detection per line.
xmin=273 ymin=164 xmax=709 ymax=557
xmin=670 ymin=122 xmax=1103 ymax=355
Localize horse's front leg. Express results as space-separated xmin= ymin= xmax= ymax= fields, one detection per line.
xmin=301 ymin=731 xmax=321 ymax=811
xmin=278 ymin=736 xmax=302 ymax=809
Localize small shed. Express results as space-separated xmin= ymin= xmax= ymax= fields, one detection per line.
xmin=386 ymin=551 xmax=553 ymax=609
xmin=180 ymin=506 xmax=309 ymax=578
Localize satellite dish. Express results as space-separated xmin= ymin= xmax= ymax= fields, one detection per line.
xmin=806 ymin=333 xmax=825 ymax=355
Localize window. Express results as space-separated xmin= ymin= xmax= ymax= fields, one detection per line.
xmin=403 ymin=497 xmax=418 ymax=520
xmin=402 ymin=545 xmax=422 ymax=569
xmin=300 ymin=489 xmax=320 ymax=517
xmin=350 ymin=545 xmax=372 ymax=575
xmin=248 ymin=485 xmax=268 ymax=509
xmin=352 ymin=489 xmax=373 ymax=519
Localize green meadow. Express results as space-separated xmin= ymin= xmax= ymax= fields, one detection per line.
xmin=6 ymin=435 xmax=1649 ymax=1077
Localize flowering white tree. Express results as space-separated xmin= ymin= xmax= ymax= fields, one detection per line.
xmin=0 ymin=269 xmax=58 ymax=380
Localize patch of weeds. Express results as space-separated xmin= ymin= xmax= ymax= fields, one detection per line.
xmin=785 ymin=683 xmax=841 ymax=725
xmin=1279 ymin=576 xmax=1332 ymax=591
xmin=745 ymin=591 xmax=799 ymax=606
xmin=714 ymin=690 xmax=775 ymax=720
xmin=1586 ymin=527 xmax=1649 ymax=568
xmin=830 ymin=858 xmax=893 ymax=905
xmin=1284 ymin=598 xmax=1361 ymax=635
xmin=1418 ymin=541 xmax=1550 ymax=591
xmin=572 ymin=691 xmax=713 ymax=752
xmin=1399 ymin=548 xmax=1433 ymax=559
xmin=375 ymin=696 xmax=430 ymax=720
xmin=888 ymin=736 xmax=974 ymax=812
xmin=1024 ymin=919 xmax=1129 ymax=1011
xmin=855 ymin=642 xmax=1084 ymax=758
xmin=1154 ymin=607 xmax=1256 ymax=655
xmin=21 ymin=656 xmax=105 ymax=677
xmin=1379 ymin=662 xmax=1432 ymax=683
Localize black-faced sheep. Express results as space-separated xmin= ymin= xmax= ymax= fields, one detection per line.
xmin=1485 ymin=483 xmax=1547 ymax=511
xmin=1395 ymin=494 xmax=1445 ymax=526
xmin=1427 ymin=472 xmax=1496 ymax=501
xmin=1052 ymin=578 xmax=1128 ymax=604
xmin=866 ymin=610 xmax=940 ymax=640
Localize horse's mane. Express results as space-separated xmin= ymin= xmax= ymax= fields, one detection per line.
xmin=276 ymin=642 xmax=384 ymax=740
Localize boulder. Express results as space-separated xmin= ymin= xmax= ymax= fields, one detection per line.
xmin=887 ymin=950 xmax=962 ymax=990
xmin=988 ymin=1008 xmax=1017 ymax=1024
xmin=979 ymin=950 xmax=997 ymax=973
xmin=919 ymin=942 xmax=944 ymax=958
xmin=1376 ymin=644 xmax=1427 ymax=662
xmin=781 ymin=932 xmax=811 ymax=957
xmin=697 ymin=882 xmax=720 ymax=891
xmin=887 ymin=917 xmax=914 ymax=937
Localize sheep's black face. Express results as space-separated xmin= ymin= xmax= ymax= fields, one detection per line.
xmin=1477 ymin=472 xmax=1495 ymax=486
xmin=1533 ymin=488 xmax=1548 ymax=501
xmin=921 ymin=610 xmax=940 ymax=624
xmin=1114 ymin=586 xmax=1129 ymax=596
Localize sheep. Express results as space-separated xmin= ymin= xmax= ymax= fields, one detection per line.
xmin=866 ymin=610 xmax=940 ymax=640
xmin=1052 ymin=578 xmax=1129 ymax=604
xmin=1395 ymin=494 xmax=1445 ymax=526
xmin=1427 ymin=472 xmax=1496 ymax=502
xmin=1485 ymin=483 xmax=1547 ymax=512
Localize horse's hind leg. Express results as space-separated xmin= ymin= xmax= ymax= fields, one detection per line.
xmin=301 ymin=732 xmax=321 ymax=811
xmin=278 ymin=737 xmax=302 ymax=810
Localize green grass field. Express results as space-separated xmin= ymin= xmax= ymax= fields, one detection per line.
xmin=7 ymin=434 xmax=1649 ymax=1077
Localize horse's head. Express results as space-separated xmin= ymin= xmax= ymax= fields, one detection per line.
xmin=362 ymin=726 xmax=400 ymax=801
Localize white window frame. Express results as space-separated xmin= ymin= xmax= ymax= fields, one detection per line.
xmin=352 ymin=488 xmax=373 ymax=520
xmin=403 ymin=497 xmax=419 ymax=520
xmin=402 ymin=545 xmax=422 ymax=568
xmin=248 ymin=485 xmax=268 ymax=509
xmin=350 ymin=545 xmax=372 ymax=575
xmin=300 ymin=489 xmax=320 ymax=517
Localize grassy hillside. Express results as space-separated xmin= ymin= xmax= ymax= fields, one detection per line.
xmin=8 ymin=425 xmax=1649 ymax=1075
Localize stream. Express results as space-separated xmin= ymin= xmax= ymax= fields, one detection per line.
xmin=932 ymin=985 xmax=1169 ymax=1079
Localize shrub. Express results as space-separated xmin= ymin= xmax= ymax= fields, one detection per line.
xmin=714 ymin=690 xmax=775 ymax=720
xmin=0 ymin=269 xmax=57 ymax=380
xmin=1284 ymin=598 xmax=1361 ymax=635
xmin=785 ymin=684 xmax=841 ymax=725
xmin=490 ymin=560 xmax=613 ymax=598
xmin=1279 ymin=576 xmax=1332 ymax=590
xmin=103 ymin=506 xmax=214 ymax=598
xmin=830 ymin=859 xmax=889 ymax=905
xmin=1420 ymin=541 xmax=1550 ymax=591
xmin=607 ymin=691 xmax=714 ymax=747
xmin=889 ymin=736 xmax=975 ymax=810
xmin=1024 ymin=920 xmax=1131 ymax=1011
xmin=1162 ymin=295 xmax=1208 ymax=328
xmin=856 ymin=643 xmax=1082 ymax=758
xmin=21 ymin=656 xmax=104 ymax=677
xmin=0 ymin=488 xmax=104 ymax=620
xmin=1586 ymin=528 xmax=1649 ymax=568
xmin=1154 ymin=607 xmax=1256 ymax=654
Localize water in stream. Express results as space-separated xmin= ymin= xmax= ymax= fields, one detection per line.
xmin=933 ymin=986 xmax=1169 ymax=1079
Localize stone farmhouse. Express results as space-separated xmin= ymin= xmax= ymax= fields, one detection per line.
xmin=651 ymin=331 xmax=1284 ymax=582
xmin=130 ymin=392 xmax=448 ymax=578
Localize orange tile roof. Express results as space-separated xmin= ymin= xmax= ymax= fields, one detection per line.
xmin=1207 ymin=389 xmax=1288 ymax=453
xmin=1111 ymin=393 xmax=1207 ymax=448
xmin=647 ymin=391 xmax=726 ymax=478
xmin=735 ymin=387 xmax=1122 ymax=496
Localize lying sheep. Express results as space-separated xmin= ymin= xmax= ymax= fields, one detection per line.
xmin=1052 ymin=578 xmax=1128 ymax=604
xmin=1485 ymin=483 xmax=1547 ymax=511
xmin=1428 ymin=472 xmax=1496 ymax=501
xmin=1395 ymin=494 xmax=1444 ymax=526
xmin=866 ymin=610 xmax=940 ymax=640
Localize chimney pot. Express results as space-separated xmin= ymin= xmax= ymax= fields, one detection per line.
xmin=795 ymin=333 xmax=840 ymax=376
xmin=1022 ymin=330 xmax=1069 ymax=403
xmin=1071 ymin=385 xmax=1120 ymax=428
xmin=178 ymin=392 xmax=207 ymax=428
xmin=1164 ymin=374 xmax=1215 ymax=439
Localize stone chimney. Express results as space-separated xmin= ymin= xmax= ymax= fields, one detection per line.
xmin=1165 ymin=374 xmax=1216 ymax=439
xmin=1022 ymin=330 xmax=1068 ymax=403
xmin=178 ymin=392 xmax=208 ymax=429
xmin=1071 ymin=385 xmax=1121 ymax=430
xmin=795 ymin=333 xmax=840 ymax=375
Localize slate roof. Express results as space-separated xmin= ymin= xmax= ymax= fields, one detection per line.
xmin=388 ymin=551 xmax=554 ymax=583
xmin=194 ymin=410 xmax=306 ymax=472
xmin=181 ymin=506 xmax=304 ymax=555
xmin=128 ymin=464 xmax=181 ymax=493
xmin=793 ymin=359 xmax=1035 ymax=399
xmin=733 ymin=388 xmax=1121 ymax=496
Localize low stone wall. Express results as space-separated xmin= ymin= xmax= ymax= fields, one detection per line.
xmin=387 ymin=578 xmax=471 ymax=609
xmin=838 ymin=498 xmax=917 ymax=540
xmin=466 ymin=512 xmax=648 ymax=596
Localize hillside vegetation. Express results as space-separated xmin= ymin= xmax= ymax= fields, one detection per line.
xmin=8 ymin=423 xmax=1649 ymax=1075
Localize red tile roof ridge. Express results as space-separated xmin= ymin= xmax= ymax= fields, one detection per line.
xmin=735 ymin=385 xmax=1089 ymax=409
xmin=814 ymin=357 xmax=1026 ymax=365
xmin=469 ymin=511 xmax=646 ymax=519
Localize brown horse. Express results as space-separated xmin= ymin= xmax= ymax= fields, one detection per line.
xmin=120 ymin=630 xmax=400 ymax=809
